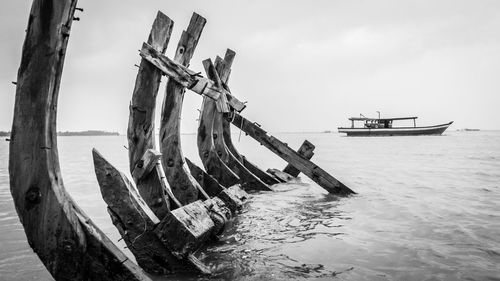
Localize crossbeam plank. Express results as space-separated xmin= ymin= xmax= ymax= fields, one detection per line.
xmin=139 ymin=42 xmax=246 ymax=112
xmin=230 ymin=114 xmax=356 ymax=196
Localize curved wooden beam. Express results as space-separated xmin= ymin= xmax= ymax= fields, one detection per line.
xmin=9 ymin=0 xmax=148 ymax=279
xmin=198 ymin=94 xmax=241 ymax=187
xmin=217 ymin=50 xmax=280 ymax=186
xmin=93 ymin=149 xmax=185 ymax=274
xmin=128 ymin=11 xmax=176 ymax=218
xmin=160 ymin=13 xmax=208 ymax=205
xmin=207 ymin=57 xmax=271 ymax=191
xmin=222 ymin=119 xmax=280 ymax=185
xmin=93 ymin=149 xmax=212 ymax=274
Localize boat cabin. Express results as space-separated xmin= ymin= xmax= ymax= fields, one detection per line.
xmin=348 ymin=116 xmax=417 ymax=129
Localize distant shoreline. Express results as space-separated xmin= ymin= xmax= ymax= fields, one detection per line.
xmin=0 ymin=130 xmax=120 ymax=137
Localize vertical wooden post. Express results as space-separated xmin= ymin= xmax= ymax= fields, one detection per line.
xmin=9 ymin=0 xmax=149 ymax=279
xmin=160 ymin=13 xmax=207 ymax=205
xmin=127 ymin=12 xmax=177 ymax=218
xmin=282 ymin=140 xmax=315 ymax=177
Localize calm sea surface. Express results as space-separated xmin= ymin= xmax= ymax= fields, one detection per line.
xmin=0 ymin=132 xmax=499 ymax=280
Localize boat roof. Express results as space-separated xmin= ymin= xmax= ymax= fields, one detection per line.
xmin=348 ymin=116 xmax=418 ymax=121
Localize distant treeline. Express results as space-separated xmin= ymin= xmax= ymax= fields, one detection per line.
xmin=0 ymin=130 xmax=119 ymax=137
xmin=58 ymin=130 xmax=120 ymax=136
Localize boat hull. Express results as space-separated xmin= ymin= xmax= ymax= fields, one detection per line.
xmin=338 ymin=122 xmax=453 ymax=137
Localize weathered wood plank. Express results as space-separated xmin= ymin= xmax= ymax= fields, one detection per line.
xmin=206 ymin=57 xmax=271 ymax=191
xmin=283 ymin=140 xmax=315 ymax=177
xmin=222 ymin=118 xmax=281 ymax=185
xmin=198 ymin=95 xmax=241 ymax=187
xmin=185 ymin=157 xmax=245 ymax=214
xmin=131 ymin=149 xmax=162 ymax=181
xmin=267 ymin=168 xmax=295 ymax=182
xmin=93 ymin=149 xmax=185 ymax=274
xmin=9 ymin=0 xmax=149 ymax=279
xmin=159 ymin=13 xmax=209 ymax=206
xmin=185 ymin=157 xmax=224 ymax=197
xmin=217 ymin=49 xmax=280 ymax=185
xmin=154 ymin=200 xmax=215 ymax=258
xmin=128 ymin=12 xmax=175 ymax=218
xmin=230 ymin=114 xmax=356 ymax=196
xmin=139 ymin=43 xmax=246 ymax=112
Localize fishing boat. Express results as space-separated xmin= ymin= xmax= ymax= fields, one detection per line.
xmin=338 ymin=114 xmax=453 ymax=136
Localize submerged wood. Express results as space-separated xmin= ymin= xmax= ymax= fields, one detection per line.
xmin=93 ymin=149 xmax=213 ymax=274
xmin=206 ymin=57 xmax=271 ymax=191
xmin=197 ymin=95 xmax=241 ymax=186
xmin=222 ymin=119 xmax=281 ymax=185
xmin=139 ymin=43 xmax=246 ymax=112
xmin=283 ymin=140 xmax=315 ymax=177
xmin=159 ymin=13 xmax=208 ymax=206
xmin=231 ymin=114 xmax=356 ymax=196
xmin=185 ymin=157 xmax=224 ymax=197
xmin=128 ymin=12 xmax=175 ymax=218
xmin=267 ymin=168 xmax=295 ymax=182
xmin=93 ymin=149 xmax=186 ymax=274
xmin=216 ymin=50 xmax=280 ymax=186
xmin=9 ymin=0 xmax=149 ymax=279
xmin=185 ymin=157 xmax=245 ymax=214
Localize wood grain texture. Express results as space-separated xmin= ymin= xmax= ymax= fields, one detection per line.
xmin=283 ymin=140 xmax=315 ymax=177
xmin=9 ymin=0 xmax=149 ymax=279
xmin=208 ymin=57 xmax=271 ymax=191
xmin=154 ymin=200 xmax=214 ymax=258
xmin=222 ymin=118 xmax=281 ymax=185
xmin=185 ymin=157 xmax=245 ymax=214
xmin=231 ymin=114 xmax=356 ymax=196
xmin=128 ymin=12 xmax=175 ymax=218
xmin=93 ymin=149 xmax=185 ymax=274
xmin=217 ymin=49 xmax=280 ymax=185
xmin=139 ymin=43 xmax=246 ymax=112
xmin=160 ymin=13 xmax=207 ymax=206
xmin=198 ymin=94 xmax=241 ymax=187
xmin=267 ymin=168 xmax=295 ymax=182
xmin=185 ymin=157 xmax=225 ymax=197
xmin=131 ymin=149 xmax=162 ymax=182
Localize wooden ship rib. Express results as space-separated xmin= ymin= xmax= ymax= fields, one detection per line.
xmin=8 ymin=0 xmax=356 ymax=279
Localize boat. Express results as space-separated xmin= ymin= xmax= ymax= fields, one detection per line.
xmin=338 ymin=114 xmax=453 ymax=136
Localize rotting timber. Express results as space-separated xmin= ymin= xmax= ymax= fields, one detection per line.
xmin=9 ymin=2 xmax=355 ymax=280
xmin=9 ymin=0 xmax=150 ymax=280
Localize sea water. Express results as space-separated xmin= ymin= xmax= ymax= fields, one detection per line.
xmin=0 ymin=131 xmax=499 ymax=280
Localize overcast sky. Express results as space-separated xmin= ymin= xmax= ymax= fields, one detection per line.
xmin=1 ymin=0 xmax=499 ymax=133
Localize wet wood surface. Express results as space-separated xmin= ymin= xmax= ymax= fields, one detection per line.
xmin=9 ymin=0 xmax=149 ymax=279
xmin=222 ymin=119 xmax=281 ymax=185
xmin=208 ymin=56 xmax=272 ymax=191
xmin=230 ymin=114 xmax=356 ymax=196
xmin=139 ymin=43 xmax=246 ymax=112
xmin=159 ymin=13 xmax=207 ymax=206
xmin=283 ymin=140 xmax=315 ymax=177
xmin=197 ymin=61 xmax=241 ymax=188
xmin=93 ymin=149 xmax=184 ymax=274
xmin=128 ymin=12 xmax=175 ymax=217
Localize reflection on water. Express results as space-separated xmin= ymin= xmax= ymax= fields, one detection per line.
xmin=1 ymin=131 xmax=500 ymax=280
